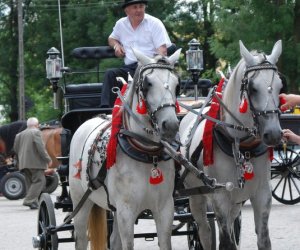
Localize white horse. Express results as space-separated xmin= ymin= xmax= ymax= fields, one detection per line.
xmin=69 ymin=48 xmax=181 ymax=250
xmin=179 ymin=40 xmax=283 ymax=250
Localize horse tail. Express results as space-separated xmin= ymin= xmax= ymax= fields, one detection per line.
xmin=88 ymin=205 xmax=107 ymax=250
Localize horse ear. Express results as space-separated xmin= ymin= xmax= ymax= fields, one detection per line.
xmin=132 ymin=47 xmax=155 ymax=65
xmin=167 ymin=48 xmax=182 ymax=65
xmin=239 ymin=40 xmax=255 ymax=66
xmin=266 ymin=40 xmax=282 ymax=64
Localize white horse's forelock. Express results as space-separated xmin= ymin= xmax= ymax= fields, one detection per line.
xmin=223 ymin=50 xmax=268 ymax=111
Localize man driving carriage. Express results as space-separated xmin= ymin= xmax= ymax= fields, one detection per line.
xmin=100 ymin=0 xmax=173 ymax=108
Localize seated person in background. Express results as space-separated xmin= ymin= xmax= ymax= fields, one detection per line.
xmin=100 ymin=0 xmax=172 ymax=108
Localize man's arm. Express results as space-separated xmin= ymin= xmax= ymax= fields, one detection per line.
xmin=108 ymin=37 xmax=125 ymax=58
xmin=33 ymin=130 xmax=51 ymax=163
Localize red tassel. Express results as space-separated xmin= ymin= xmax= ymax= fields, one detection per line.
xmin=149 ymin=167 xmax=164 ymax=185
xmin=73 ymin=159 xmax=82 ymax=179
xmin=175 ymin=100 xmax=181 ymax=113
xmin=244 ymin=171 xmax=254 ymax=180
xmin=107 ymin=82 xmax=128 ymax=169
xmin=239 ymin=97 xmax=248 ymax=113
xmin=268 ymin=147 xmax=274 ymax=162
xmin=136 ymin=99 xmax=147 ymax=114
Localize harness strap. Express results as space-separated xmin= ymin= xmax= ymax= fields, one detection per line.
xmin=179 ymin=86 xmax=215 ymax=147
xmin=177 ymin=185 xmax=223 ymax=196
xmin=179 ymin=101 xmax=256 ymax=134
xmin=114 ymin=87 xmax=156 ymax=135
xmin=53 ymin=188 xmax=93 ymax=232
xmin=120 ymin=128 xmax=162 ymax=147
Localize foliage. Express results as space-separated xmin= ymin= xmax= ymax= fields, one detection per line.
xmin=0 ymin=0 xmax=299 ymax=123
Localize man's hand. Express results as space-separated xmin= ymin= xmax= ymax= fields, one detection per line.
xmin=114 ymin=43 xmax=125 ymax=58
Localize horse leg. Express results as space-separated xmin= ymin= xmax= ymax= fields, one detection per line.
xmin=114 ymin=205 xmax=135 ymax=250
xmin=73 ymin=199 xmax=94 ymax=250
xmin=110 ymin=212 xmax=122 ymax=250
xmin=189 ymin=195 xmax=212 ymax=250
xmin=212 ymin=194 xmax=238 ymax=250
xmin=250 ymin=192 xmax=272 ymax=250
xmin=152 ymin=197 xmax=174 ymax=250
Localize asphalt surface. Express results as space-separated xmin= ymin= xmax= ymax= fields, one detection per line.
xmin=0 ymin=186 xmax=300 ymax=250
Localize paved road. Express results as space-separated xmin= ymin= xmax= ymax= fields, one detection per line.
xmin=0 ymin=187 xmax=300 ymax=250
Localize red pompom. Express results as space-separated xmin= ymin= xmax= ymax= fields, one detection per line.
xmin=244 ymin=171 xmax=254 ymax=180
xmin=239 ymin=97 xmax=248 ymax=113
xmin=149 ymin=167 xmax=164 ymax=185
xmin=136 ymin=99 xmax=147 ymax=114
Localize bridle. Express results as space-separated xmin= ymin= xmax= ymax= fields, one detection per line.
xmin=241 ymin=61 xmax=281 ymax=122
xmin=135 ymin=61 xmax=179 ymax=131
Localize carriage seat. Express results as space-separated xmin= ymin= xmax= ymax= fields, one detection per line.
xmin=64 ymin=83 xmax=102 ymax=110
xmin=71 ymin=46 xmax=116 ymax=60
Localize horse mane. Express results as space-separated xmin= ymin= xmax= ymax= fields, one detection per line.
xmin=0 ymin=120 xmax=27 ymax=156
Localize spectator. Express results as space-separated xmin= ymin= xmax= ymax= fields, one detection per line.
xmin=100 ymin=0 xmax=172 ymax=108
xmin=13 ymin=117 xmax=52 ymax=209
xmin=280 ymin=93 xmax=300 ymax=144
xmin=279 ymin=93 xmax=300 ymax=111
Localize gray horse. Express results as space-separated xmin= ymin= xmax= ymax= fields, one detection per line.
xmin=180 ymin=40 xmax=283 ymax=250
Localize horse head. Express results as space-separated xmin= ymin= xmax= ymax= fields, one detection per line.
xmin=127 ymin=48 xmax=181 ymax=142
xmin=238 ymin=40 xmax=283 ymax=146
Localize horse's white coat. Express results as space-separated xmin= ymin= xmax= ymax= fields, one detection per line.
xmin=179 ymin=41 xmax=283 ymax=250
xmin=69 ymin=49 xmax=181 ymax=250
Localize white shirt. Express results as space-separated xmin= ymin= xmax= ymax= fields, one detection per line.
xmin=109 ymin=14 xmax=172 ymax=65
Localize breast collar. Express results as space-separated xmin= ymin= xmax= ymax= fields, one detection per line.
xmin=213 ymin=125 xmax=268 ymax=159
xmin=117 ymin=129 xmax=179 ymax=163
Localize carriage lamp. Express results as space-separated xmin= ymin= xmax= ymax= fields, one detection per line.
xmin=46 ymin=47 xmax=62 ymax=109
xmin=186 ymin=39 xmax=203 ymax=100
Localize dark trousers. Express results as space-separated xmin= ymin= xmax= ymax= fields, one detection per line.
xmin=101 ymin=62 xmax=138 ymax=108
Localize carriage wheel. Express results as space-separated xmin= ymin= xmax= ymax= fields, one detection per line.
xmin=43 ymin=172 xmax=59 ymax=194
xmin=37 ymin=193 xmax=58 ymax=250
xmin=0 ymin=172 xmax=26 ymax=200
xmin=271 ymin=146 xmax=300 ymax=205
xmin=187 ymin=205 xmax=216 ymax=250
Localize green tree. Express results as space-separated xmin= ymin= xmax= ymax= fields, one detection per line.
xmin=210 ymin=0 xmax=300 ymax=92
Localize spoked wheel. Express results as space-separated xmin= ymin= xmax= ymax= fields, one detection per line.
xmin=36 ymin=193 xmax=58 ymax=250
xmin=271 ymin=146 xmax=300 ymax=205
xmin=0 ymin=172 xmax=26 ymax=200
xmin=187 ymin=205 xmax=216 ymax=250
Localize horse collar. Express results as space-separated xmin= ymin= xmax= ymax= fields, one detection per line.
xmin=213 ymin=126 xmax=268 ymax=159
xmin=117 ymin=129 xmax=179 ymax=163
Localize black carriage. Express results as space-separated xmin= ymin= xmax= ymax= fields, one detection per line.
xmin=33 ymin=45 xmax=226 ymax=250
xmin=0 ymin=161 xmax=60 ymax=200
xmin=271 ymin=113 xmax=300 ymax=205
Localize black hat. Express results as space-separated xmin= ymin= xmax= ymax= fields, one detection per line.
xmin=122 ymin=0 xmax=148 ymax=9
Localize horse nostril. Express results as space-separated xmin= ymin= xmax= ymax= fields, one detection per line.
xmin=162 ymin=120 xmax=179 ymax=132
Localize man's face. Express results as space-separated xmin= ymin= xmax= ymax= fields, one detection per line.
xmin=125 ymin=3 xmax=146 ymax=23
